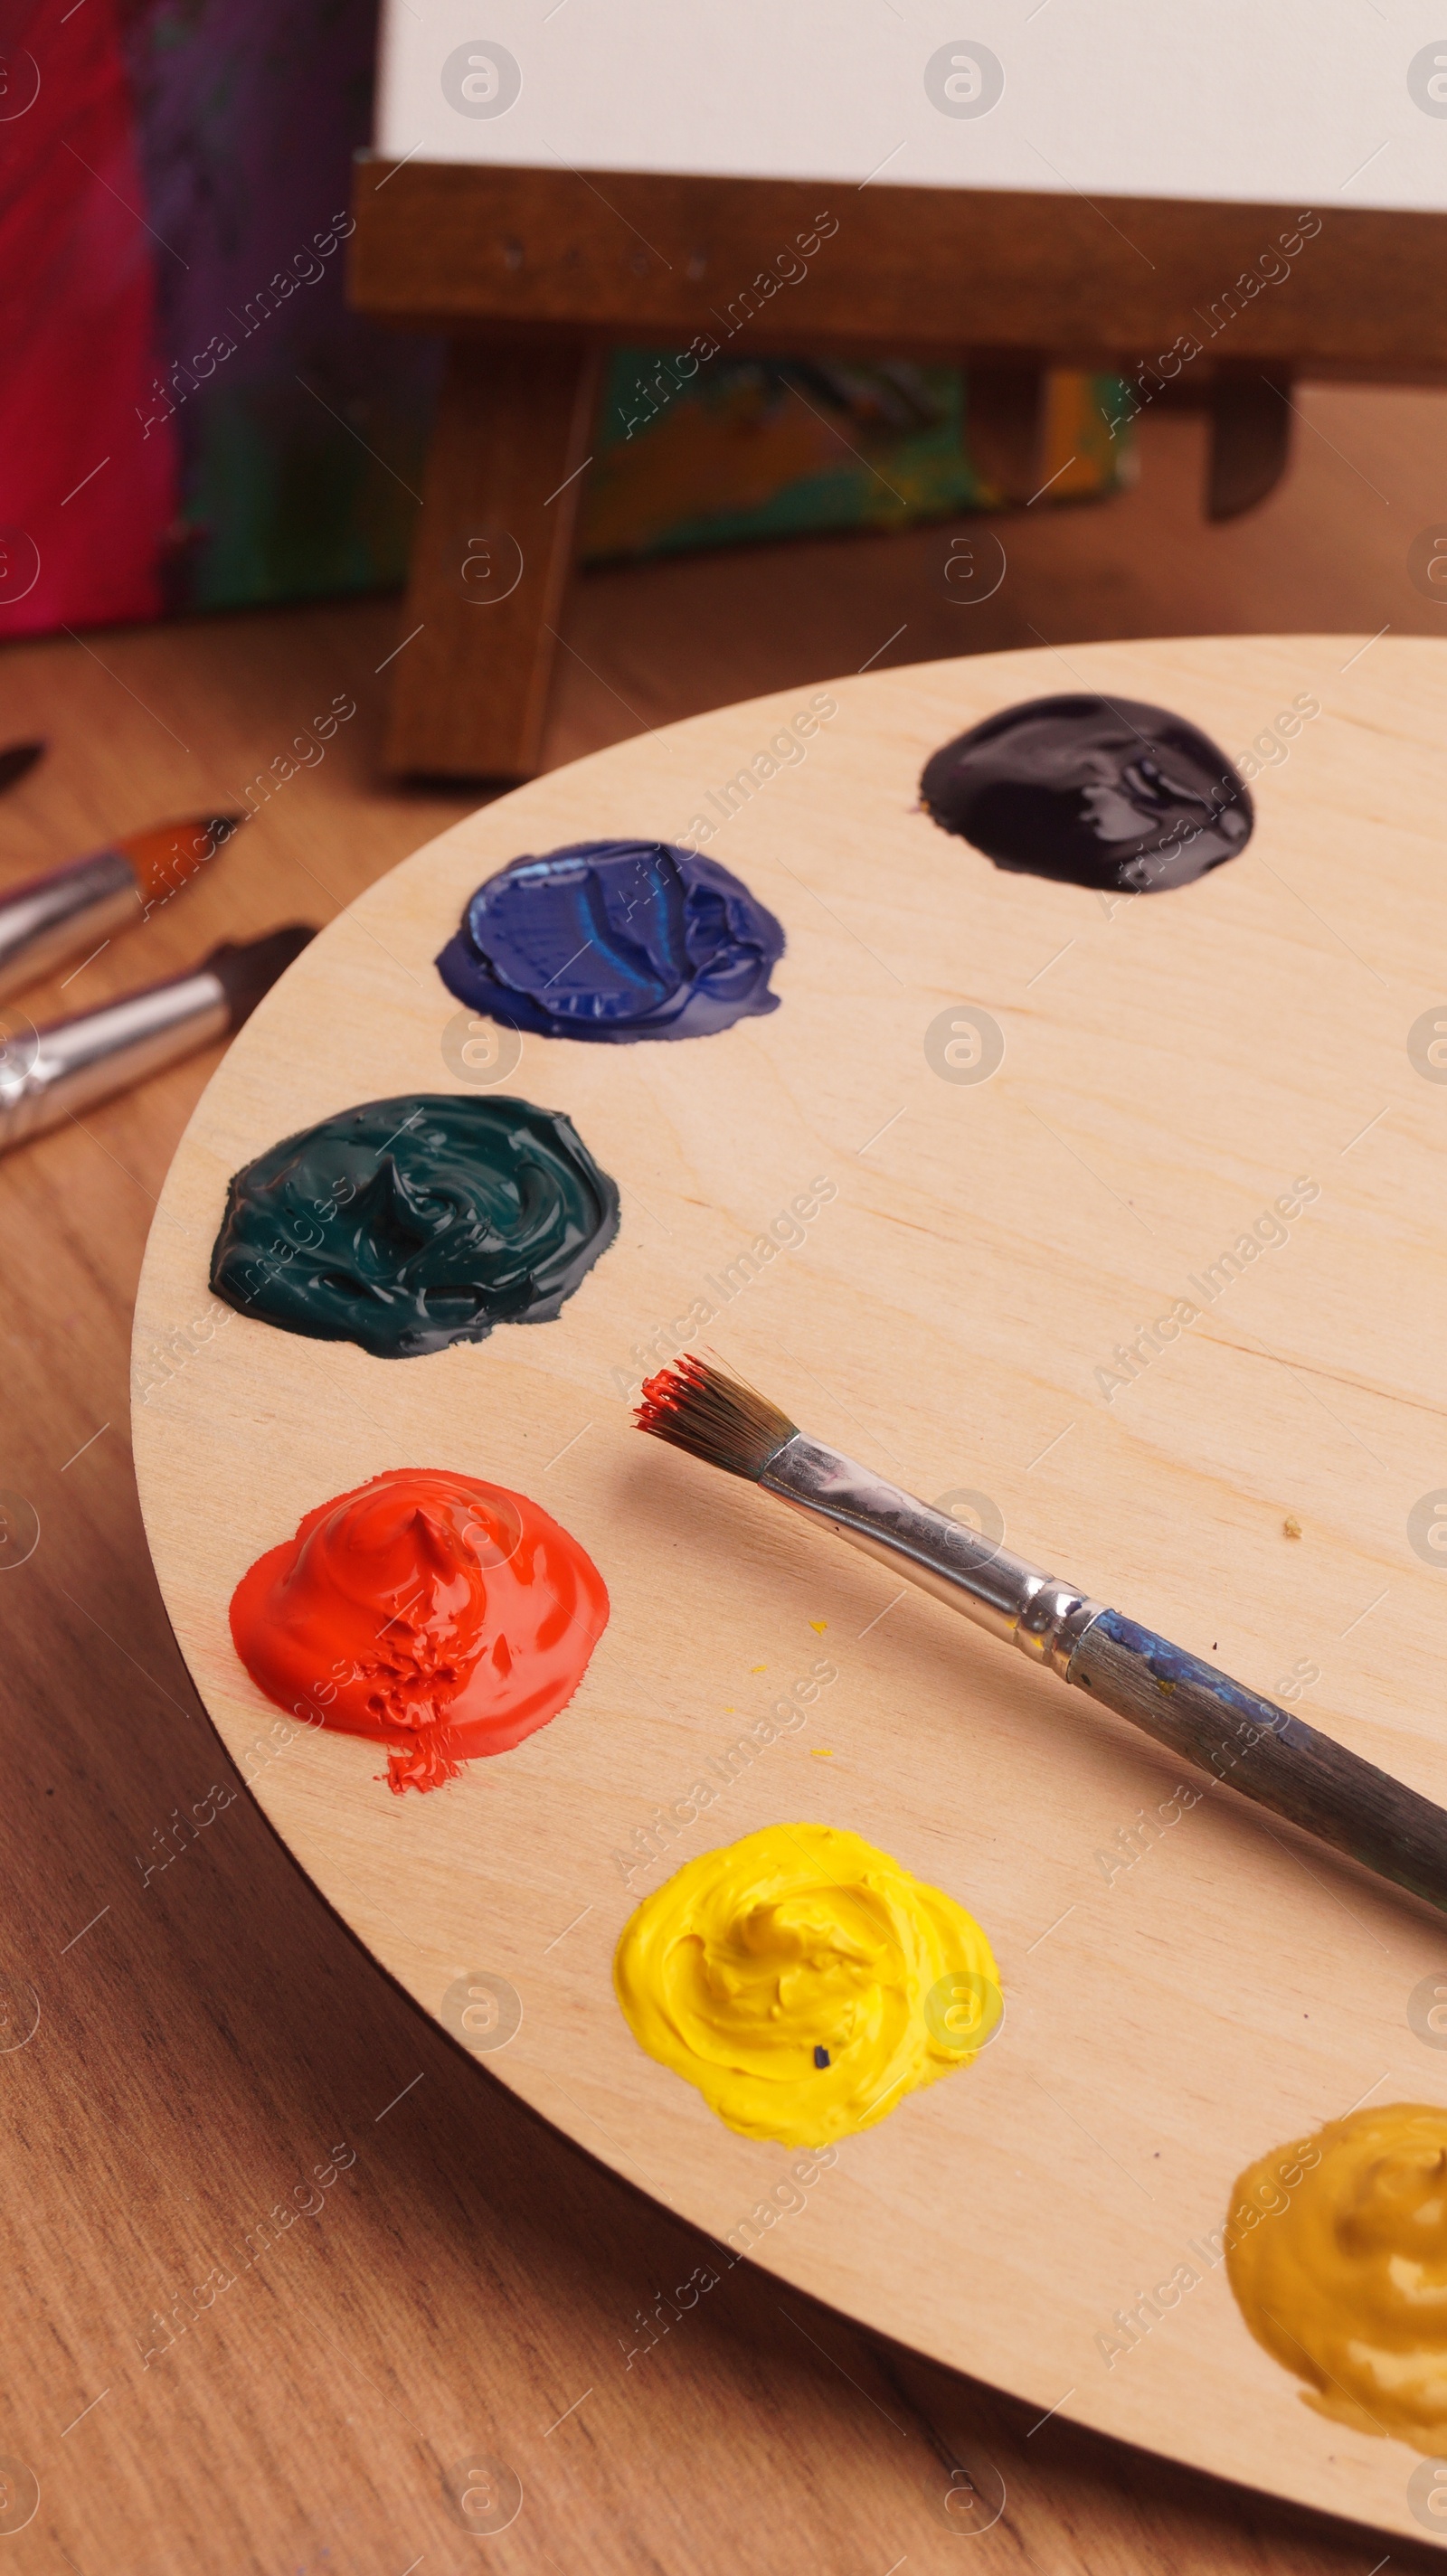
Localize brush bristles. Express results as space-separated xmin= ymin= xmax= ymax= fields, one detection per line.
xmin=635 ymin=1354 xmax=797 ymax=1482
xmin=119 ymin=813 xmax=244 ymax=900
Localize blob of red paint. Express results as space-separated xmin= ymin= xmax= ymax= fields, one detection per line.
xmin=229 ymin=1468 xmax=609 ymax=1795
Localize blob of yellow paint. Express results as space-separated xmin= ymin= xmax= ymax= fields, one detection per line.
xmin=612 ymin=1822 xmax=1000 ymax=2147
xmin=1227 ymin=2103 xmax=1447 ymax=2450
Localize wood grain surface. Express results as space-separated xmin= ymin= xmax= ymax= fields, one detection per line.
xmin=5 ymin=530 xmax=1447 ymax=2572
xmin=385 ymin=336 xmax=601 ymax=779
xmin=132 ymin=632 xmax=1447 ymax=2547
xmin=348 ymin=161 xmax=1447 ymax=379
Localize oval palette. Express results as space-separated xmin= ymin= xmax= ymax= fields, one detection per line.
xmin=132 ymin=638 xmax=1447 ymax=2549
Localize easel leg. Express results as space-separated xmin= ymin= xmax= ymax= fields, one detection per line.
xmin=384 ymin=335 xmax=601 ymax=781
xmin=965 ymin=363 xmax=1046 ymax=506
xmin=1206 ymin=368 xmax=1293 ymax=521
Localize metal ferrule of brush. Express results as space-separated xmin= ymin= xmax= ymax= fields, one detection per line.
xmin=760 ymin=1432 xmax=1104 ymax=1679
xmin=0 ymin=964 xmax=229 ymax=1149
xmin=0 ymin=847 xmax=139 ymax=999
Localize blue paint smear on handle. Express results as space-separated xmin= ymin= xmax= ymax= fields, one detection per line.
xmin=1091 ymin=1607 xmax=1310 ymax=1749
xmin=436 ymin=839 xmax=786 ymax=1042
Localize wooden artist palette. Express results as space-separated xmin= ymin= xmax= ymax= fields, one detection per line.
xmin=133 ymin=638 xmax=1447 ymax=2545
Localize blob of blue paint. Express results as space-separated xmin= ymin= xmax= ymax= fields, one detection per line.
xmin=436 ymin=839 xmax=786 ymax=1042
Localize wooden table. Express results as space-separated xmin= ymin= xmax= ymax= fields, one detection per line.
xmin=1 ymin=599 xmax=1439 ymax=2574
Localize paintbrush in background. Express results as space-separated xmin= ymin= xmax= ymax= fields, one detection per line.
xmin=637 ymin=1354 xmax=1447 ymax=1918
xmin=0 ymin=742 xmax=45 ymax=799
xmin=0 ymin=812 xmax=243 ymax=999
xmin=0 ymin=924 xmax=315 ymax=1152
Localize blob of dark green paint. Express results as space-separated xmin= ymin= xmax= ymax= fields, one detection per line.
xmin=210 ymin=1093 xmax=620 ymax=1359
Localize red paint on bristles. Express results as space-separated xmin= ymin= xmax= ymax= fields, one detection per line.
xmin=636 ymin=1354 xmax=709 ymax=1433
xmin=634 ymin=1352 xmax=796 ymax=1481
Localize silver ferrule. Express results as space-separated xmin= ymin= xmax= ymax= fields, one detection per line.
xmin=761 ymin=1431 xmax=1104 ymax=1679
xmin=0 ymin=847 xmax=140 ymax=999
xmin=0 ymin=967 xmax=229 ymax=1151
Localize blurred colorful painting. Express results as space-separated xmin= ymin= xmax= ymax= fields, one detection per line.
xmin=582 ymin=357 xmax=1132 ymax=562
xmin=0 ymin=0 xmax=438 ymax=638
xmin=0 ymin=0 xmax=1131 ymax=641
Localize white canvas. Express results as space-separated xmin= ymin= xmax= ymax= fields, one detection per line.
xmin=375 ymin=0 xmax=1447 ymax=213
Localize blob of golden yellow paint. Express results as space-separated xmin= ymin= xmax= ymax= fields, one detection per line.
xmin=612 ymin=1822 xmax=1000 ymax=2147
xmin=1226 ymin=2103 xmax=1447 ymax=2450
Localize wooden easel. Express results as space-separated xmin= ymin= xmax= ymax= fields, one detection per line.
xmin=349 ymin=161 xmax=1447 ymax=781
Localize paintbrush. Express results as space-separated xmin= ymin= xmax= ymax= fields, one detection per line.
xmin=0 ymin=813 xmax=242 ymax=1000
xmin=0 ymin=741 xmax=44 ymax=798
xmin=0 ymin=923 xmax=315 ymax=1152
xmin=636 ymin=1355 xmax=1447 ymax=1918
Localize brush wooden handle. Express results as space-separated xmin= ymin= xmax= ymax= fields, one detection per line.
xmin=1068 ymin=1609 xmax=1447 ymax=1916
xmin=767 ymin=1439 xmax=1447 ymax=1918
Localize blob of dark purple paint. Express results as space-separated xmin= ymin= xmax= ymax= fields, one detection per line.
xmin=920 ymin=694 xmax=1253 ymax=893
